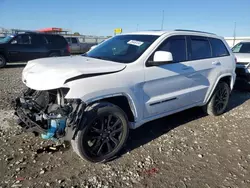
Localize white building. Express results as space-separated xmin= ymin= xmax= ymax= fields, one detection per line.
xmin=224 ymin=37 xmax=250 ymax=48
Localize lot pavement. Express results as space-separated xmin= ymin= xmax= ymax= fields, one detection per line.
xmin=1 ymin=64 xmax=250 ymax=188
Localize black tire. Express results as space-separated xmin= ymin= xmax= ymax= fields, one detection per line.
xmin=48 ymin=52 xmax=59 ymax=57
xmin=203 ymin=81 xmax=231 ymax=116
xmin=0 ymin=55 xmax=7 ymax=68
xmin=71 ymin=102 xmax=129 ymax=163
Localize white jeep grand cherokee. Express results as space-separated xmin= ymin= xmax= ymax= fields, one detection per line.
xmin=15 ymin=30 xmax=236 ymax=163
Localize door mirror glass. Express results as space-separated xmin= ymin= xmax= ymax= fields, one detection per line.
xmin=147 ymin=51 xmax=173 ymax=66
xmin=11 ymin=40 xmax=17 ymax=44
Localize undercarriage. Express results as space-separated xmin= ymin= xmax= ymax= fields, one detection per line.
xmin=14 ymin=88 xmax=86 ymax=141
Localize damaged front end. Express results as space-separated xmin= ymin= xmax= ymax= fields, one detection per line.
xmin=14 ymin=88 xmax=86 ymax=141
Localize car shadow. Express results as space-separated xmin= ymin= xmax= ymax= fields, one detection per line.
xmin=5 ymin=63 xmax=26 ymax=68
xmin=227 ymin=89 xmax=250 ymax=111
xmin=114 ymin=90 xmax=250 ymax=161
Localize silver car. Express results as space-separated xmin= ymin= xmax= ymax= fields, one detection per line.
xmin=232 ymin=41 xmax=250 ymax=88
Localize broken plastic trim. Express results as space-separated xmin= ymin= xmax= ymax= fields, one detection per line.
xmin=15 ymin=105 xmax=46 ymax=134
xmin=64 ymin=67 xmax=126 ymax=84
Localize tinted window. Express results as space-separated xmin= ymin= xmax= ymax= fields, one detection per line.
xmin=209 ymin=38 xmax=229 ymax=57
xmin=191 ymin=37 xmax=211 ymax=60
xmin=71 ymin=38 xmax=78 ymax=44
xmin=65 ymin=38 xmax=71 ymax=43
xmin=232 ymin=43 xmax=250 ymax=53
xmin=158 ymin=36 xmax=187 ymax=62
xmin=45 ymin=35 xmax=67 ymax=47
xmin=16 ymin=34 xmax=31 ymax=45
xmin=31 ymin=35 xmax=46 ymax=46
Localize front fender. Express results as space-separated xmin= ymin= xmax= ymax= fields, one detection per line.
xmin=65 ymin=88 xmax=141 ymax=124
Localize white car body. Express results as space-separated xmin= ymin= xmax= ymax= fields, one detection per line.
xmin=22 ymin=30 xmax=236 ymax=129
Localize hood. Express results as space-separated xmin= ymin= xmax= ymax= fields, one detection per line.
xmin=22 ymin=55 xmax=126 ymax=90
xmin=234 ymin=53 xmax=250 ymax=63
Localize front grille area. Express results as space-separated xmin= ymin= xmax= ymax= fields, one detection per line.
xmin=236 ymin=67 xmax=246 ymax=76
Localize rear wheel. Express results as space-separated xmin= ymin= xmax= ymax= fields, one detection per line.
xmin=0 ymin=55 xmax=6 ymax=68
xmin=71 ymin=102 xmax=129 ymax=163
xmin=203 ymin=81 xmax=230 ymax=116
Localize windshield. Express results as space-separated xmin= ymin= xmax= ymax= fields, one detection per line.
xmin=232 ymin=42 xmax=250 ymax=53
xmin=85 ymin=35 xmax=159 ymax=63
xmin=0 ymin=35 xmax=14 ymax=43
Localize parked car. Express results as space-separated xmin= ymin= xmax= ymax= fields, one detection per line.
xmin=15 ymin=30 xmax=236 ymax=163
xmin=64 ymin=36 xmax=97 ymax=54
xmin=0 ymin=32 xmax=70 ymax=68
xmin=232 ymin=41 xmax=250 ymax=89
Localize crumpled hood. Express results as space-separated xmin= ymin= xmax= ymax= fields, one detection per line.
xmin=22 ymin=55 xmax=126 ymax=90
xmin=234 ymin=53 xmax=250 ymax=63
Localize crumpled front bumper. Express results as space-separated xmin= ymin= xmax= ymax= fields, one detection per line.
xmin=14 ymin=97 xmax=47 ymax=135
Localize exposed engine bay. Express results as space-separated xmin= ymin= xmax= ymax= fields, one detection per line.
xmin=14 ymin=88 xmax=86 ymax=141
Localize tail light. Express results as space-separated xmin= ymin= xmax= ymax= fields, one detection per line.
xmin=67 ymin=44 xmax=70 ymax=53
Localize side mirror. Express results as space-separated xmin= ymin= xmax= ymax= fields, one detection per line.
xmin=146 ymin=51 xmax=173 ymax=67
xmin=11 ymin=40 xmax=17 ymax=44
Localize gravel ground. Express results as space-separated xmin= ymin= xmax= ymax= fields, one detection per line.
xmin=1 ymin=64 xmax=250 ymax=188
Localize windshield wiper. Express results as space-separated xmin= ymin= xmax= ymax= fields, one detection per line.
xmin=88 ymin=56 xmax=109 ymax=60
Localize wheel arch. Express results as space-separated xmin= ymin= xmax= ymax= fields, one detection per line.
xmin=204 ymin=73 xmax=235 ymax=104
xmin=0 ymin=52 xmax=7 ymax=62
xmin=85 ymin=93 xmax=138 ymax=123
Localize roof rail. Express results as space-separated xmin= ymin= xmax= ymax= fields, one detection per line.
xmin=174 ymin=29 xmax=216 ymax=35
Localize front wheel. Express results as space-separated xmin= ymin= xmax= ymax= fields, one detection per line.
xmin=71 ymin=102 xmax=129 ymax=163
xmin=203 ymin=82 xmax=231 ymax=116
xmin=0 ymin=55 xmax=7 ymax=68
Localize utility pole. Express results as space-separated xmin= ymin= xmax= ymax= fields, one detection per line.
xmin=136 ymin=24 xmax=139 ymax=31
xmin=161 ymin=10 xmax=164 ymax=30
xmin=233 ymin=22 xmax=236 ymax=46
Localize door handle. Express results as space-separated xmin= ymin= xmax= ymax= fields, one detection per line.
xmin=212 ymin=61 xmax=221 ymax=66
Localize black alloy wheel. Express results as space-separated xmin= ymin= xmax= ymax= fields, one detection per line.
xmin=84 ymin=113 xmax=123 ymax=157
xmin=203 ymin=81 xmax=230 ymax=116
xmin=214 ymin=84 xmax=230 ymax=114
xmin=72 ymin=102 xmax=129 ymax=163
xmin=0 ymin=55 xmax=6 ymax=68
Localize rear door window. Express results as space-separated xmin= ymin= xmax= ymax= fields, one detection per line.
xmin=71 ymin=38 xmax=78 ymax=44
xmin=31 ymin=35 xmax=46 ymax=46
xmin=190 ymin=36 xmax=212 ymax=60
xmin=45 ymin=35 xmax=67 ymax=47
xmin=209 ymin=38 xmax=229 ymax=57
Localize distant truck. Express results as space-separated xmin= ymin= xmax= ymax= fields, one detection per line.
xmin=64 ymin=36 xmax=97 ymax=54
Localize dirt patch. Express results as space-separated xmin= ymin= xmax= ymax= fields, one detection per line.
xmin=1 ymin=66 xmax=250 ymax=187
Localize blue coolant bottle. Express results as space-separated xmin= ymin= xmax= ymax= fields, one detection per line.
xmin=41 ymin=119 xmax=57 ymax=140
xmin=41 ymin=118 xmax=67 ymax=140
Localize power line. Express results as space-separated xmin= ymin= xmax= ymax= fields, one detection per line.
xmin=233 ymin=22 xmax=236 ymax=46
xmin=161 ymin=10 xmax=164 ymax=30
